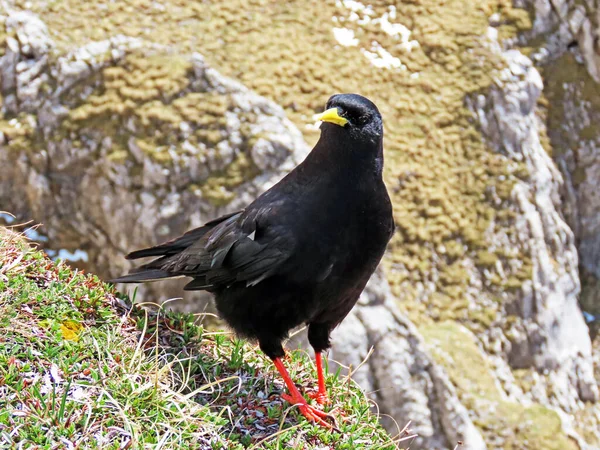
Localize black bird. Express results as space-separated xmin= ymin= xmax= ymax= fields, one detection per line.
xmin=111 ymin=93 xmax=394 ymax=427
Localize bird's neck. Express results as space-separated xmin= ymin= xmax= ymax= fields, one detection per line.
xmin=301 ymin=134 xmax=384 ymax=180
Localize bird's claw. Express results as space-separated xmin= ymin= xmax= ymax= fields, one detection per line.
xmin=307 ymin=390 xmax=331 ymax=405
xmin=281 ymin=393 xmax=337 ymax=429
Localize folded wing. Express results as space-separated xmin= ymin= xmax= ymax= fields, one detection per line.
xmin=109 ymin=208 xmax=293 ymax=291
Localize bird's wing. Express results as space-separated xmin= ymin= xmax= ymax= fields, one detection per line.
xmin=164 ymin=206 xmax=295 ymax=290
xmin=125 ymin=211 xmax=242 ymax=260
xmin=109 ymin=211 xmax=244 ymax=284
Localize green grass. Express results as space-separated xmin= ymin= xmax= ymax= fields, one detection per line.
xmin=0 ymin=226 xmax=404 ymax=449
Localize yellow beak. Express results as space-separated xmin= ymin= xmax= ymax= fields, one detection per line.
xmin=316 ymin=107 xmax=348 ymax=127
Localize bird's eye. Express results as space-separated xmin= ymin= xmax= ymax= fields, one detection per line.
xmin=356 ymin=114 xmax=369 ymax=126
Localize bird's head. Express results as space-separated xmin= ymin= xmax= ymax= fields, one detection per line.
xmin=316 ymin=93 xmax=383 ymax=145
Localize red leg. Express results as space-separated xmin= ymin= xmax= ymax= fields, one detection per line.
xmin=273 ymin=357 xmax=333 ymax=428
xmin=307 ymin=352 xmax=330 ymax=405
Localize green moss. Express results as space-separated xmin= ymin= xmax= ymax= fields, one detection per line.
xmin=172 ymin=93 xmax=229 ymax=125
xmin=48 ymin=51 xmax=252 ymax=166
xmin=477 ymin=250 xmax=499 ymax=267
xmin=579 ymin=124 xmax=598 ymax=140
xmin=496 ymin=1 xmax=533 ymax=40
xmin=201 ymin=152 xmax=260 ymax=206
xmin=66 ymin=53 xmax=191 ymax=131
xmin=503 ymin=406 xmax=578 ymax=450
xmin=421 ymin=322 xmax=499 ymax=399
xmin=0 ymin=115 xmax=36 ymax=151
xmin=544 ymin=52 xmax=600 ymax=153
xmin=505 ymin=276 xmax=525 ymax=290
xmin=422 ymin=322 xmax=578 ymax=449
xmin=445 ymin=240 xmax=466 ymax=259
xmin=6 ymin=0 xmax=536 ymax=329
xmin=516 ymin=261 xmax=533 ymax=280
xmin=470 ymin=307 xmax=498 ymax=327
xmin=106 ymin=149 xmax=129 ymax=163
xmin=572 ymin=166 xmax=587 ymax=186
xmin=513 ymin=368 xmax=535 ymax=394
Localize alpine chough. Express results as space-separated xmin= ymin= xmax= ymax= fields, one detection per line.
xmin=111 ymin=93 xmax=394 ymax=427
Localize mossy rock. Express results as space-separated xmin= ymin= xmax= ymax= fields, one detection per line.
xmin=5 ymin=0 xmax=539 ymax=329
xmin=421 ymin=322 xmax=579 ymax=449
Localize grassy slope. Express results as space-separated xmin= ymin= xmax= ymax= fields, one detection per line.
xmin=0 ymin=227 xmax=400 ymax=449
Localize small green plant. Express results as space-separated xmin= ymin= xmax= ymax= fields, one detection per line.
xmin=0 ymin=227 xmax=402 ymax=449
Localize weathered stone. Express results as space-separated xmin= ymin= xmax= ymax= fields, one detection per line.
xmin=0 ymin=9 xmax=309 ymax=306
xmin=470 ymin=35 xmax=599 ymax=443
xmin=330 ymin=270 xmax=487 ymax=450
xmin=522 ymin=0 xmax=600 ymax=326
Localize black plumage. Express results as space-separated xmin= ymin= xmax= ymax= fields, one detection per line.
xmin=111 ymin=93 xmax=394 ymax=426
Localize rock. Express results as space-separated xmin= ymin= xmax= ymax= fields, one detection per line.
xmin=0 ymin=8 xmax=309 ymax=306
xmin=521 ymin=0 xmax=600 ymax=328
xmin=330 ymin=270 xmax=487 ymax=450
xmin=1 ymin=10 xmax=53 ymax=114
xmin=523 ymin=0 xmax=600 ymax=81
xmin=474 ymin=47 xmax=594 ymax=391
xmin=470 ymin=36 xmax=599 ymax=443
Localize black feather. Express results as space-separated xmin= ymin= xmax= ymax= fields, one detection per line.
xmin=183 ymin=278 xmax=213 ymax=291
xmin=111 ymin=93 xmax=394 ymax=366
xmin=108 ymin=269 xmax=171 ymax=284
xmin=125 ymin=211 xmax=242 ymax=260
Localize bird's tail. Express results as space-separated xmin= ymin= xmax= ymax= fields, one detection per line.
xmin=109 ymin=211 xmax=242 ymax=286
xmin=108 ymin=268 xmax=173 ymax=284
xmin=109 ymin=227 xmax=203 ymax=284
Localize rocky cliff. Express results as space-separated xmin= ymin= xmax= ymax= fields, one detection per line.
xmin=520 ymin=0 xmax=600 ymax=329
xmin=1 ymin=1 xmax=599 ymax=449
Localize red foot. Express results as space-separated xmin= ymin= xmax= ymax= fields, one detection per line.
xmin=307 ymin=390 xmax=331 ymax=405
xmin=273 ymin=357 xmax=335 ymax=429
xmin=309 ymin=351 xmax=330 ymax=405
xmin=281 ymin=392 xmax=334 ymax=428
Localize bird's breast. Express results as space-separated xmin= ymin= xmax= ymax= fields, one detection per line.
xmin=286 ymin=179 xmax=392 ymax=281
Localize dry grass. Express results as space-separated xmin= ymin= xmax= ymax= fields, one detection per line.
xmin=0 ymin=226 xmax=406 ymax=449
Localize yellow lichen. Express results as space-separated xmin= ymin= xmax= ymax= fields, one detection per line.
xmin=201 ymin=152 xmax=260 ymax=206
xmin=421 ymin=322 xmax=578 ymax=449
xmin=18 ymin=0 xmax=536 ymax=329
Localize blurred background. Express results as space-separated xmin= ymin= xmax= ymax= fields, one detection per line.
xmin=1 ymin=0 xmax=600 ymax=448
